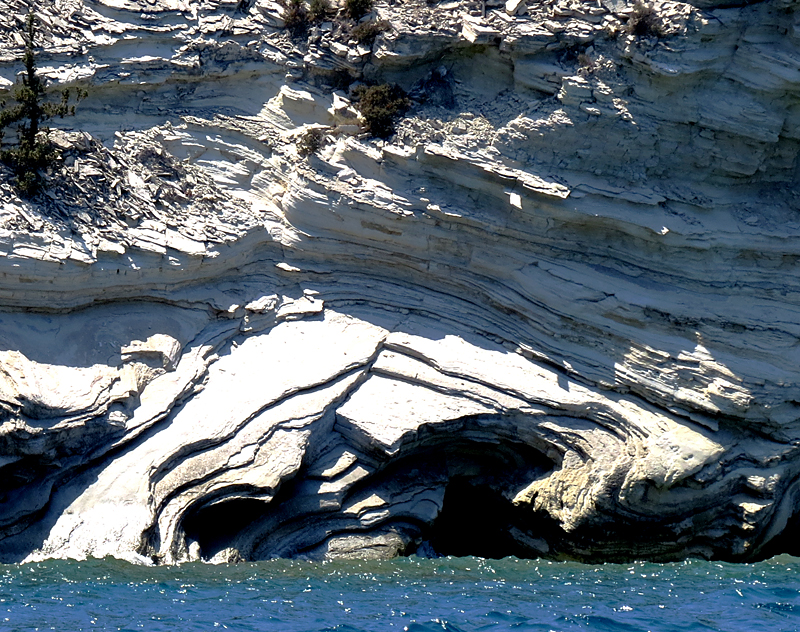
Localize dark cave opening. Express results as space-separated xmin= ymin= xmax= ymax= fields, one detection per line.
xmin=424 ymin=477 xmax=526 ymax=559
xmin=757 ymin=505 xmax=800 ymax=561
xmin=346 ymin=425 xmax=560 ymax=561
xmin=182 ymin=497 xmax=270 ymax=559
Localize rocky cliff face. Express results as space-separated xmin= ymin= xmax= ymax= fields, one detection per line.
xmin=0 ymin=0 xmax=798 ymax=564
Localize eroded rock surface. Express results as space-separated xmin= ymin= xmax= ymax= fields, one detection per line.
xmin=0 ymin=0 xmax=799 ymax=564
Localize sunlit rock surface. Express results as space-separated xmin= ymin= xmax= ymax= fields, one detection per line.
xmin=0 ymin=0 xmax=799 ymax=564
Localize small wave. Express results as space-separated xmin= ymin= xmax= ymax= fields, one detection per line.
xmin=584 ymin=614 xmax=650 ymax=632
xmin=754 ymin=602 xmax=800 ymax=617
xmin=404 ymin=619 xmax=467 ymax=632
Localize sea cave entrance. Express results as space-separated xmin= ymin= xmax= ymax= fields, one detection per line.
xmin=422 ymin=476 xmax=527 ymax=559
xmin=388 ymin=428 xmax=557 ymax=560
xmin=182 ymin=496 xmax=269 ymax=559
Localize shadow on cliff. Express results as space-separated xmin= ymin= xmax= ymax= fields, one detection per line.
xmin=0 ymin=300 xmax=208 ymax=368
xmin=0 ymin=449 xmax=113 ymax=563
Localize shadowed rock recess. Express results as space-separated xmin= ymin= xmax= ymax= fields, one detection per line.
xmin=0 ymin=0 xmax=798 ymax=565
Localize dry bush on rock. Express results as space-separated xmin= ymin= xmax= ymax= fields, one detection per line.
xmin=297 ymin=127 xmax=325 ymax=157
xmin=350 ymin=19 xmax=389 ymax=45
xmin=626 ymin=2 xmax=664 ymax=38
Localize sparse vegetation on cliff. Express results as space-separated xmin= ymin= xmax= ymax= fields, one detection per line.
xmin=297 ymin=127 xmax=325 ymax=157
xmin=352 ymin=83 xmax=409 ymax=139
xmin=350 ymin=19 xmax=389 ymax=45
xmin=345 ymin=0 xmax=373 ymax=21
xmin=308 ymin=0 xmax=333 ymax=22
xmin=281 ymin=0 xmax=355 ymax=35
xmin=280 ymin=0 xmax=309 ymax=36
xmin=0 ymin=13 xmax=86 ymax=197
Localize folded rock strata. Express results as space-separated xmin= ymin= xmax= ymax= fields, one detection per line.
xmin=0 ymin=0 xmax=798 ymax=564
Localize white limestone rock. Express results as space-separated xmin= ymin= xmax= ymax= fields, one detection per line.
xmin=0 ymin=0 xmax=799 ymax=565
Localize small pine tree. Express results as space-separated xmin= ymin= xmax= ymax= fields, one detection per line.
xmin=0 ymin=13 xmax=86 ymax=196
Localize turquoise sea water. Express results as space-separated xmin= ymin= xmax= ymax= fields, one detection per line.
xmin=1 ymin=556 xmax=799 ymax=632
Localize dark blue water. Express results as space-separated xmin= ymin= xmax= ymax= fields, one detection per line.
xmin=1 ymin=556 xmax=799 ymax=632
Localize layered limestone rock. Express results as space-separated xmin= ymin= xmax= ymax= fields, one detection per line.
xmin=0 ymin=0 xmax=799 ymax=564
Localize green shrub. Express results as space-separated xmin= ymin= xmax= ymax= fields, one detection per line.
xmin=0 ymin=13 xmax=86 ymax=197
xmin=350 ymin=19 xmax=389 ymax=45
xmin=345 ymin=0 xmax=373 ymax=21
xmin=352 ymin=83 xmax=409 ymax=139
xmin=280 ymin=0 xmax=308 ymax=36
xmin=626 ymin=2 xmax=664 ymax=38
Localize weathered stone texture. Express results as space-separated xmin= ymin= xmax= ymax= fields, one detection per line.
xmin=0 ymin=0 xmax=798 ymax=564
